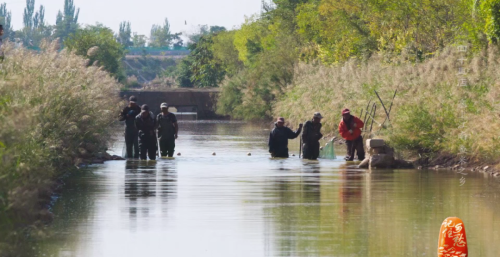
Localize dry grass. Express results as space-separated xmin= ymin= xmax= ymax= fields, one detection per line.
xmin=0 ymin=40 xmax=121 ymax=251
xmin=274 ymin=46 xmax=500 ymax=162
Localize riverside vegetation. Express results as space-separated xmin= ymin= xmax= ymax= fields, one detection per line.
xmin=0 ymin=41 xmax=121 ymax=253
xmin=173 ymin=0 xmax=500 ymax=166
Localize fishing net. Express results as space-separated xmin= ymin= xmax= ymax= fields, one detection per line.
xmin=319 ymin=141 xmax=336 ymax=159
xmin=122 ymin=144 xmax=127 ymax=158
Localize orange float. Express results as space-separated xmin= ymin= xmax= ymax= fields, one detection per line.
xmin=437 ymin=217 xmax=468 ymax=257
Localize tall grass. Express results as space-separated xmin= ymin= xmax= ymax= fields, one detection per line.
xmin=0 ymin=41 xmax=121 ymax=250
xmin=274 ymin=46 xmax=500 ymax=163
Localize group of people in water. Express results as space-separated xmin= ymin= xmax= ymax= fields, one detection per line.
xmin=120 ymin=95 xmax=365 ymax=162
xmin=268 ymin=109 xmax=366 ymax=161
xmin=120 ymin=96 xmax=178 ymax=160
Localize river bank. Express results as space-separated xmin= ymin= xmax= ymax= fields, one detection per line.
xmin=0 ymin=41 xmax=122 ymax=255
xmin=269 ymin=46 xmax=500 ymax=174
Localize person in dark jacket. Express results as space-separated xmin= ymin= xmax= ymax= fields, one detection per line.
xmin=338 ymin=108 xmax=365 ymax=161
xmin=156 ymin=102 xmax=178 ymax=157
xmin=268 ymin=117 xmax=303 ymax=158
xmin=135 ymin=104 xmax=157 ymax=160
xmin=302 ymin=112 xmax=323 ymax=160
xmin=119 ymin=96 xmax=141 ymax=158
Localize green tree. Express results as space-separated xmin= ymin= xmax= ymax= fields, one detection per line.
xmin=0 ymin=3 xmax=13 ymax=42
xmin=188 ymin=25 xmax=226 ymax=44
xmin=211 ymin=30 xmax=244 ymax=76
xmin=54 ymin=0 xmax=79 ymax=42
xmin=117 ymin=21 xmax=132 ymax=47
xmin=64 ymin=24 xmax=126 ymax=81
xmin=188 ymin=35 xmax=226 ymax=87
xmin=18 ymin=0 xmax=50 ymax=47
xmin=132 ymin=32 xmax=147 ymax=47
xmin=149 ymin=18 xmax=181 ymax=47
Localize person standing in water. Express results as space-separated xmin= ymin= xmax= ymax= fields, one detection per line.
xmin=156 ymin=103 xmax=178 ymax=157
xmin=338 ymin=108 xmax=365 ymax=161
xmin=302 ymin=112 xmax=323 ymax=160
xmin=268 ymin=117 xmax=303 ymax=158
xmin=135 ymin=104 xmax=157 ymax=160
xmin=119 ymin=96 xmax=141 ymax=158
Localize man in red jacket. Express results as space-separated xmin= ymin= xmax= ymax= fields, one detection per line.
xmin=338 ymin=108 xmax=365 ymax=161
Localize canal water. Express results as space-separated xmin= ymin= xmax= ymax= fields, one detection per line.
xmin=36 ymin=121 xmax=500 ymax=256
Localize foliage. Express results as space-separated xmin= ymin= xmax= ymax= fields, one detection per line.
xmin=274 ymin=47 xmax=500 ymax=161
xmin=188 ymin=25 xmax=226 ymax=44
xmin=149 ymin=18 xmax=182 ymax=48
xmin=132 ymin=32 xmax=147 ymax=48
xmin=175 ymin=26 xmax=231 ymax=88
xmin=0 ymin=3 xmax=13 ymax=41
xmin=17 ymin=0 xmax=51 ymax=47
xmin=53 ymin=0 xmax=80 ymax=42
xmin=117 ymin=21 xmax=132 ymax=47
xmin=64 ymin=24 xmax=126 ymax=81
xmin=0 ymin=41 xmax=121 ymax=252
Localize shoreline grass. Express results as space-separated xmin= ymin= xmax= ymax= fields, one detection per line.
xmin=0 ymin=40 xmax=121 ymax=254
xmin=274 ymin=46 xmax=500 ymax=165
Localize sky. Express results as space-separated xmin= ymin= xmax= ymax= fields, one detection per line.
xmin=4 ymin=0 xmax=263 ymax=36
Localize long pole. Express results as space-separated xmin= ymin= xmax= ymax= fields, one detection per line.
xmin=374 ymin=90 xmax=392 ymax=126
xmin=363 ymin=99 xmax=372 ymax=126
xmin=379 ymin=89 xmax=398 ymax=130
xmin=369 ymin=104 xmax=377 ymax=133
xmin=299 ymin=137 xmax=302 ymax=159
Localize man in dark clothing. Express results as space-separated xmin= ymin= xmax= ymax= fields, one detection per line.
xmin=338 ymin=108 xmax=365 ymax=161
xmin=268 ymin=117 xmax=303 ymax=158
xmin=135 ymin=104 xmax=157 ymax=160
xmin=156 ymin=102 xmax=178 ymax=157
xmin=119 ymin=96 xmax=141 ymax=158
xmin=302 ymin=112 xmax=323 ymax=160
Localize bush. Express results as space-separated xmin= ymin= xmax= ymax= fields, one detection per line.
xmin=64 ymin=24 xmax=126 ymax=82
xmin=0 ymin=41 xmax=121 ymax=251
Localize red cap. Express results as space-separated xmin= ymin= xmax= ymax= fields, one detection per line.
xmin=342 ymin=108 xmax=350 ymax=115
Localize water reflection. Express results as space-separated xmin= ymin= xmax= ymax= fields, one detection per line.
xmin=124 ymin=160 xmax=177 ymax=232
xmin=32 ymin=121 xmax=500 ymax=257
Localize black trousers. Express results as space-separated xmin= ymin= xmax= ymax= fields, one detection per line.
xmin=125 ymin=130 xmax=139 ymax=158
xmin=345 ymin=136 xmax=365 ymax=161
xmin=159 ymin=138 xmax=175 ymax=157
xmin=139 ymin=134 xmax=157 ymax=160
xmin=272 ymin=147 xmax=289 ymax=158
xmin=303 ymin=142 xmax=320 ymax=160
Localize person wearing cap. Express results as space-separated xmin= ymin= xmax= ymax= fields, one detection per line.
xmin=338 ymin=108 xmax=365 ymax=161
xmin=302 ymin=112 xmax=324 ymax=160
xmin=268 ymin=117 xmax=303 ymax=158
xmin=135 ymin=104 xmax=157 ymax=160
xmin=119 ymin=95 xmax=141 ymax=158
xmin=156 ymin=103 xmax=178 ymax=157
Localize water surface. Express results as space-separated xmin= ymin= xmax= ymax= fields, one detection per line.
xmin=37 ymin=121 xmax=500 ymax=256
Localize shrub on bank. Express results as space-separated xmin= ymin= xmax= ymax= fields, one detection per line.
xmin=274 ymin=46 xmax=500 ymax=162
xmin=0 ymin=41 xmax=121 ymax=247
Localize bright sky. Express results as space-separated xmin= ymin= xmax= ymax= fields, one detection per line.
xmin=4 ymin=0 xmax=262 ymax=36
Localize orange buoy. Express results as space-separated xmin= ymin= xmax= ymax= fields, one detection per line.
xmin=438 ymin=217 xmax=468 ymax=257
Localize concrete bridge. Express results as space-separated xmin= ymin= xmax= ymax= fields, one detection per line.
xmin=120 ymin=88 xmax=221 ymax=119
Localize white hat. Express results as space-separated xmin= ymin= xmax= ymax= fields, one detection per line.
xmin=160 ymin=102 xmax=168 ymax=109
